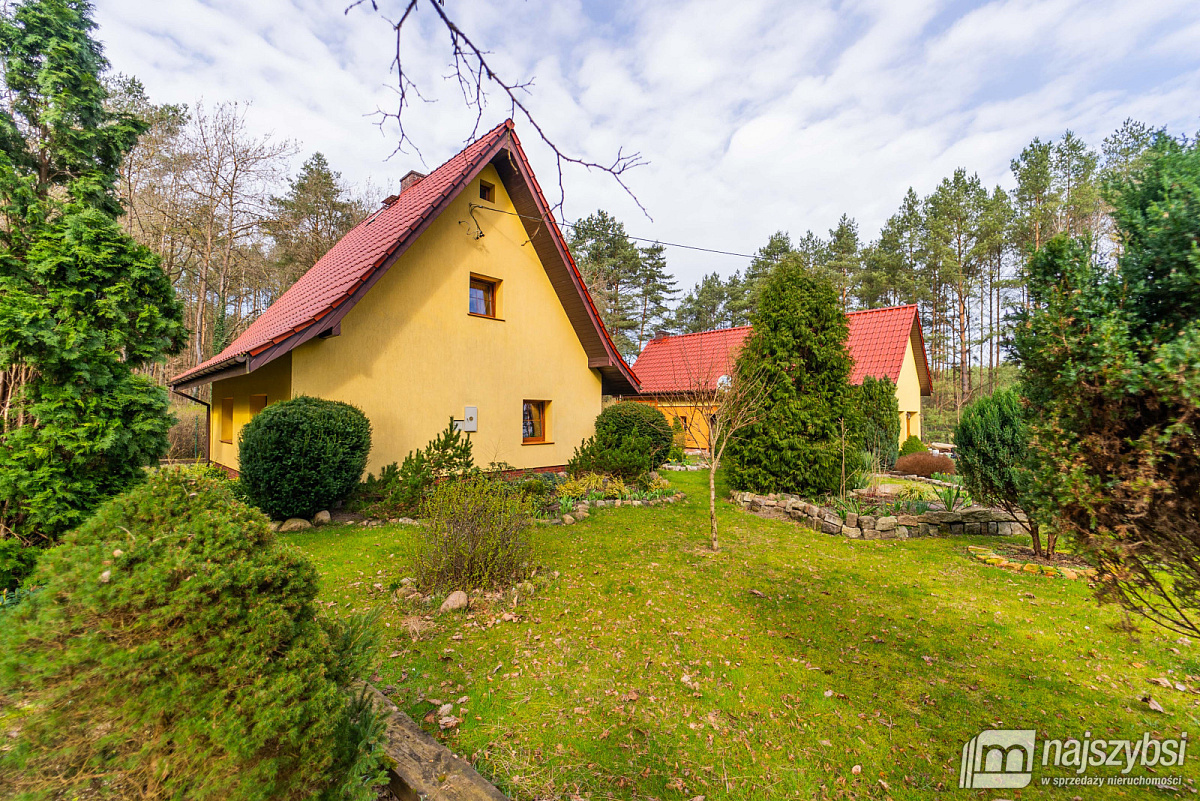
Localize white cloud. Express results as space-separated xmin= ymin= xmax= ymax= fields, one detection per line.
xmin=94 ymin=0 xmax=1200 ymax=288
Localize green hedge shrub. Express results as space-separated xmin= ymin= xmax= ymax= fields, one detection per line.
xmin=899 ymin=435 xmax=927 ymax=457
xmin=0 ymin=468 xmax=384 ymax=801
xmin=955 ymin=389 xmax=1028 ymax=503
xmin=239 ymin=396 xmax=372 ymax=519
xmin=417 ymin=475 xmax=534 ymax=591
xmin=594 ymin=402 xmax=673 ymax=468
xmin=857 ymin=376 xmax=900 ymax=470
xmin=568 ymin=432 xmax=654 ymax=480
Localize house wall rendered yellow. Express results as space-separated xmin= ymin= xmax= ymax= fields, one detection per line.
xmin=895 ymin=334 xmax=922 ymax=443
xmin=206 ymin=164 xmax=602 ymax=474
xmin=209 ymin=352 xmax=293 ymax=471
xmin=646 ymin=400 xmax=716 ymax=451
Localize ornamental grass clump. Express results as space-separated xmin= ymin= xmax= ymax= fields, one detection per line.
xmin=0 ymin=468 xmax=385 ymax=801
xmin=416 ymin=476 xmax=534 ymax=591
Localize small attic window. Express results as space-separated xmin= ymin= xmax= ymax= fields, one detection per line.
xmin=479 ymin=180 xmax=495 ymax=203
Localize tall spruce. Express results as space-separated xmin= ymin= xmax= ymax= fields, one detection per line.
xmin=0 ymin=0 xmax=186 ymax=542
xmin=726 ymin=256 xmax=858 ymax=495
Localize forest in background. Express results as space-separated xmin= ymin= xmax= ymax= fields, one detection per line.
xmin=566 ymin=118 xmax=1164 ymax=440
xmin=108 ymin=77 xmax=1165 ymax=447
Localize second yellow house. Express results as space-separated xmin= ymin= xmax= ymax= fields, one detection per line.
xmin=628 ymin=305 xmax=932 ymax=451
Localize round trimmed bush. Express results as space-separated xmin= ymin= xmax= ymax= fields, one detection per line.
xmin=0 ymin=468 xmax=383 ymax=800
xmin=239 ymin=396 xmax=372 ymax=519
xmin=593 ymin=402 xmax=673 ymax=468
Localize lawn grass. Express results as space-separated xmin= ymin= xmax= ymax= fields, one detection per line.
xmin=289 ymin=470 xmax=1199 ymax=799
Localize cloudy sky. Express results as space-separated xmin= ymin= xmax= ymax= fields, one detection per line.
xmin=96 ymin=0 xmax=1200 ymax=288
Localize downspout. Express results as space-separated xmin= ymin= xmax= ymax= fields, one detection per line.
xmin=171 ymin=388 xmax=211 ymax=465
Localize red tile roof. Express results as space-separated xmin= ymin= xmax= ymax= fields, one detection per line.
xmin=631 ymin=304 xmax=930 ymax=395
xmin=171 ymin=121 xmax=638 ymax=393
xmin=846 ymin=304 xmax=924 ymax=387
xmin=633 ymin=326 xmax=753 ymax=394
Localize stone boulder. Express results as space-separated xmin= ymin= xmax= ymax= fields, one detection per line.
xmin=313 ymin=510 xmax=332 ymax=526
xmin=279 ymin=517 xmax=313 ymax=533
xmin=439 ymin=591 xmax=469 ymax=614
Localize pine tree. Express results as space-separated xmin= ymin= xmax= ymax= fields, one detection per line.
xmin=1101 ymin=119 xmax=1159 ymax=181
xmin=630 ymin=242 xmax=677 ymax=352
xmin=861 ymin=189 xmax=922 ymax=308
xmin=672 ymin=272 xmax=743 ymax=333
xmin=924 ymin=169 xmax=987 ymax=414
xmin=1052 ymin=130 xmax=1101 ymax=238
xmin=569 ymin=210 xmax=641 ymax=358
xmin=737 ymin=231 xmax=793 ymax=317
xmin=0 ymin=0 xmax=187 ymax=541
xmin=1010 ymin=137 xmax=1059 ymax=256
xmin=826 ymin=214 xmax=862 ymax=309
xmin=268 ymin=152 xmax=366 ymax=299
xmin=726 ymin=256 xmax=858 ymax=495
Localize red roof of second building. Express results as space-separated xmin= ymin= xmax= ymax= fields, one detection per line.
xmin=633 ymin=326 xmax=753 ymax=394
xmin=845 ymin=304 xmax=922 ymax=385
xmin=631 ymin=304 xmax=928 ymax=395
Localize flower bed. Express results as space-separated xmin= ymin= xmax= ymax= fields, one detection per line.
xmin=539 ymin=491 xmax=686 ymax=525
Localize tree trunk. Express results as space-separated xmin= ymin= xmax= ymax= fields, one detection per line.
xmin=708 ymin=463 xmax=718 ymax=551
xmin=1029 ymin=519 xmax=1043 ymax=557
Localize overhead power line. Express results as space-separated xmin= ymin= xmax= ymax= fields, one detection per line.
xmin=470 ymin=204 xmax=756 ymax=260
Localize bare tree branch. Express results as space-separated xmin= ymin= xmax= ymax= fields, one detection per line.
xmin=346 ymin=0 xmax=649 ymax=218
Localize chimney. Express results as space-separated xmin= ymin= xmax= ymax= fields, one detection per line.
xmin=400 ymin=170 xmax=427 ymax=193
xmin=653 ymin=330 xmax=670 ymax=341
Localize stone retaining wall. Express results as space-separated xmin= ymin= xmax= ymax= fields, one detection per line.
xmin=731 ymin=491 xmax=1026 ymax=539
xmin=363 ymin=683 xmax=511 ymax=800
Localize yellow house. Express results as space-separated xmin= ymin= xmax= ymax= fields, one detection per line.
xmin=170 ymin=121 xmax=639 ymax=475
xmin=628 ymin=305 xmax=932 ymax=451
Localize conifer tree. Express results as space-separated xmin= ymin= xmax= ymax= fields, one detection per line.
xmin=268 ymin=152 xmax=365 ymax=292
xmin=631 ymin=241 xmax=677 ymax=352
xmin=0 ymin=0 xmax=186 ymax=542
xmin=726 ymin=256 xmax=859 ymax=495
xmin=826 ymin=214 xmax=862 ymax=309
xmin=569 ymin=210 xmax=642 ymax=358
